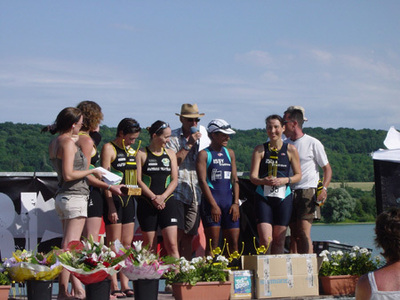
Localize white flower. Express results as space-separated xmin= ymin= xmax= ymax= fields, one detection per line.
xmin=352 ymin=245 xmax=360 ymax=251
xmin=332 ymin=262 xmax=339 ymax=266
xmin=133 ymin=240 xmax=143 ymax=252
xmin=191 ymin=257 xmax=203 ymax=264
xmin=216 ymin=255 xmax=229 ymax=264
xmin=349 ymin=253 xmax=356 ymax=258
xmin=360 ymin=248 xmax=369 ymax=254
xmin=319 ymin=250 xmax=330 ymax=257
xmin=336 ymin=250 xmax=343 ymax=256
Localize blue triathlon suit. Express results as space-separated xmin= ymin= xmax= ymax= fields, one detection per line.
xmin=200 ymin=146 xmax=239 ymax=229
xmin=255 ymin=142 xmax=293 ymax=226
xmin=103 ymin=141 xmax=137 ymax=225
xmin=136 ymin=147 xmax=178 ymax=231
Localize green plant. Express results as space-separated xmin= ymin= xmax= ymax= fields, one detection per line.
xmin=164 ymin=255 xmax=229 ymax=286
xmin=319 ymin=246 xmax=383 ymax=276
xmin=0 ymin=263 xmax=11 ymax=285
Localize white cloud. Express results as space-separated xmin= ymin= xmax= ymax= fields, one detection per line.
xmin=235 ymin=50 xmax=274 ymax=67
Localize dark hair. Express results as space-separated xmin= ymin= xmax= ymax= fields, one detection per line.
xmin=147 ymin=120 xmax=169 ymax=138
xmin=375 ymin=207 xmax=400 ymax=262
xmin=41 ymin=107 xmax=82 ymax=135
xmin=265 ymin=114 xmax=284 ymax=126
xmin=77 ymin=100 xmax=103 ymax=131
xmin=283 ymin=108 xmax=305 ymax=128
xmin=116 ymin=118 xmax=141 ymax=137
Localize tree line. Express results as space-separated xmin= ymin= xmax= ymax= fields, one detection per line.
xmin=0 ymin=122 xmax=386 ymax=182
xmin=0 ymin=122 xmax=385 ymax=223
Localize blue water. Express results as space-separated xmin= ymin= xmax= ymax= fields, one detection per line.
xmin=311 ymin=223 xmax=381 ymax=257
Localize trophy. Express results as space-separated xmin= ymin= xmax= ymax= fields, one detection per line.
xmin=122 ymin=139 xmax=142 ymax=196
xmin=268 ymin=145 xmax=279 ymax=178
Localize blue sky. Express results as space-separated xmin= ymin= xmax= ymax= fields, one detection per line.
xmin=1 ymin=1 xmax=399 ymax=131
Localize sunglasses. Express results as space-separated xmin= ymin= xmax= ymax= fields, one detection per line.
xmin=185 ymin=118 xmax=200 ymax=122
xmin=155 ymin=122 xmax=169 ymax=134
xmin=209 ymin=123 xmax=231 ymax=130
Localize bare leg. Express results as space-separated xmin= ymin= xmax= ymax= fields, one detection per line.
xmin=257 ymin=222 xmax=273 ymax=253
xmin=119 ymin=223 xmax=135 ymax=294
xmin=142 ymin=230 xmax=158 ymax=253
xmin=223 ymin=228 xmax=240 ymax=253
xmin=162 ymin=225 xmax=179 ymax=258
xmin=204 ymin=226 xmax=221 ymax=257
xmin=297 ymin=219 xmax=313 ymax=254
xmin=58 ymin=217 xmax=86 ymax=300
xmin=83 ymin=216 xmax=103 ymax=241
xmin=105 ymin=223 xmax=124 ymax=297
xmin=178 ymin=229 xmax=194 ymax=260
xmin=271 ymin=225 xmax=287 ymax=254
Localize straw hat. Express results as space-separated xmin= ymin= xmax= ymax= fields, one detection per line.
xmin=176 ymin=103 xmax=205 ymax=118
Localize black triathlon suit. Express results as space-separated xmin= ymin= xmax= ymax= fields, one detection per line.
xmin=137 ymin=147 xmax=178 ymax=231
xmin=83 ymin=132 xmax=104 ymax=218
xmin=103 ymin=141 xmax=137 ymax=225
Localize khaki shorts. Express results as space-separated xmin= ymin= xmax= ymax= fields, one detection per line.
xmin=55 ymin=194 xmax=88 ymax=220
xmin=177 ymin=199 xmax=200 ymax=236
xmin=291 ymin=188 xmax=317 ymax=222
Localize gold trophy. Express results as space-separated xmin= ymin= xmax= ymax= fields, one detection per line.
xmin=268 ymin=145 xmax=279 ymax=178
xmin=122 ymin=139 xmax=142 ymax=196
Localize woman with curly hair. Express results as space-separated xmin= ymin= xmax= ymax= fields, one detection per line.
xmin=356 ymin=207 xmax=400 ymax=299
xmin=76 ymin=100 xmax=124 ymax=241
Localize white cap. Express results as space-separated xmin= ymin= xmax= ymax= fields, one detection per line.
xmin=207 ymin=119 xmax=236 ymax=135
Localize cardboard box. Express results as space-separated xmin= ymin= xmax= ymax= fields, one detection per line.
xmin=242 ymin=254 xmax=319 ymax=299
xmin=229 ymin=270 xmax=253 ymax=299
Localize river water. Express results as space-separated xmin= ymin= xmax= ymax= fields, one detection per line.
xmin=311 ymin=223 xmax=381 ymax=257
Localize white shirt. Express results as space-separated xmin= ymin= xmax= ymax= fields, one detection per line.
xmin=286 ymin=134 xmax=329 ymax=190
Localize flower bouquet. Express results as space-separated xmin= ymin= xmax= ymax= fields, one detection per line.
xmin=116 ymin=240 xmax=176 ymax=280
xmin=3 ymin=249 xmax=62 ymax=282
xmin=57 ymin=235 xmax=128 ymax=285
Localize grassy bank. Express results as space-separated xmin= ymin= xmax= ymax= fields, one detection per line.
xmin=330 ymin=182 xmax=374 ymax=191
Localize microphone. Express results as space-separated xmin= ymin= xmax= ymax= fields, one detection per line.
xmin=190 ymin=126 xmax=199 ymax=134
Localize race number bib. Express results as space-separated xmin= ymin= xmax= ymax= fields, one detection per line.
xmin=264 ymin=185 xmax=286 ymax=199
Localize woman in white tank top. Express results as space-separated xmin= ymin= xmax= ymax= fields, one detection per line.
xmin=356 ymin=208 xmax=400 ymax=299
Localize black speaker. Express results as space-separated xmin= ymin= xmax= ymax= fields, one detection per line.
xmin=374 ymin=159 xmax=400 ymax=215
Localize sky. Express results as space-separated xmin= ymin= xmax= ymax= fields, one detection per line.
xmin=1 ymin=1 xmax=399 ymax=131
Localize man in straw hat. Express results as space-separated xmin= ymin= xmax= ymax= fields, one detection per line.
xmin=166 ymin=103 xmax=209 ymax=259
xmin=283 ymin=105 xmax=332 ymax=254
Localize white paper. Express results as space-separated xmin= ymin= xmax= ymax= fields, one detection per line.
xmin=384 ymin=126 xmax=400 ymax=150
xmin=95 ymin=167 xmax=122 ymax=185
xmin=199 ymin=125 xmax=211 ymax=151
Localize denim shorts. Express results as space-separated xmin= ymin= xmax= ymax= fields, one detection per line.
xmin=55 ymin=193 xmax=88 ymax=220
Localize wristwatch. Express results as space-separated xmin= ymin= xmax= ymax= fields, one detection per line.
xmin=183 ymin=144 xmax=192 ymax=151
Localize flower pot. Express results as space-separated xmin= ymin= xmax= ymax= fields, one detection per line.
xmin=85 ymin=279 xmax=111 ymax=300
xmin=320 ymin=275 xmax=359 ymax=296
xmin=0 ymin=285 xmax=11 ymax=300
xmin=133 ymin=279 xmax=159 ymax=300
xmin=26 ymin=280 xmax=53 ymax=300
xmin=172 ymin=281 xmax=231 ymax=300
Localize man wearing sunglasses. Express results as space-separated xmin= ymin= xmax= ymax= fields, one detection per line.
xmin=166 ymin=103 xmax=209 ymax=259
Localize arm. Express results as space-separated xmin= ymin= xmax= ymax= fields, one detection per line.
xmin=78 ymin=134 xmax=123 ymax=195
xmin=160 ymin=149 xmax=179 ymax=200
xmin=355 ymin=273 xmax=371 ymax=300
xmin=101 ymin=142 xmax=118 ymax=223
xmin=317 ymin=163 xmax=332 ymax=203
xmin=249 ymin=145 xmax=268 ymax=186
xmin=173 ymin=132 xmax=202 ymax=166
xmin=60 ymin=138 xmax=102 ymax=181
xmin=228 ymin=149 xmax=240 ymax=222
xmin=196 ymin=150 xmax=221 ymax=222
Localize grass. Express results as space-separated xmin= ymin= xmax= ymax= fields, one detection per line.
xmin=330 ymin=182 xmax=374 ymax=191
